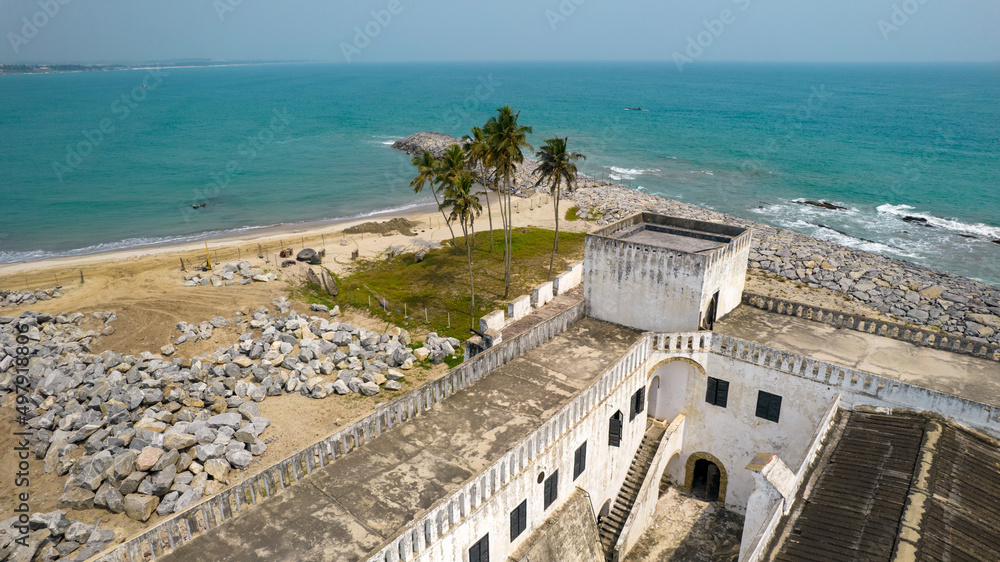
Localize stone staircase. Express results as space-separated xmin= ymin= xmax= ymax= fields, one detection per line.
xmin=598 ymin=419 xmax=667 ymax=562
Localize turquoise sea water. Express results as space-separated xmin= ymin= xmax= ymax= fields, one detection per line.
xmin=1 ymin=62 xmax=998 ymax=284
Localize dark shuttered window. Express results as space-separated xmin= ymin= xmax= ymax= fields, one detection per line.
xmin=705 ymin=377 xmax=730 ymax=408
xmin=469 ymin=534 xmax=489 ymax=562
xmin=609 ymin=411 xmax=623 ymax=447
xmin=543 ymin=470 xmax=559 ymax=509
xmin=573 ymin=442 xmax=587 ymax=480
xmin=510 ymin=500 xmax=527 ymax=541
xmin=629 ymin=387 xmax=646 ymax=421
xmin=756 ymin=391 xmax=782 ymax=423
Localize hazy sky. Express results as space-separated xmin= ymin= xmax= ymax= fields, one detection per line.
xmin=3 ymin=0 xmax=998 ymax=64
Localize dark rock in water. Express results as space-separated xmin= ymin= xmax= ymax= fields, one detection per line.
xmin=993 ymin=239 xmax=1000 ymax=245
xmin=296 ymin=248 xmax=317 ymax=262
xmin=799 ymin=200 xmax=846 ymax=211
xmin=902 ymin=216 xmax=932 ymax=226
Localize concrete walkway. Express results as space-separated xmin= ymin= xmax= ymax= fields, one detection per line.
xmin=717 ymin=306 xmax=1000 ymax=408
xmin=161 ymin=317 xmax=642 ymax=562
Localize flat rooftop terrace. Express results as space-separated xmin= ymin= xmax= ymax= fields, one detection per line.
xmin=161 ymin=315 xmax=642 ymax=562
xmin=617 ymin=223 xmax=727 ymax=254
xmin=717 ymin=306 xmax=1000 ymax=408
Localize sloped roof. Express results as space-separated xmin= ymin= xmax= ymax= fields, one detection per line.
xmin=768 ymin=410 xmax=1000 ymax=561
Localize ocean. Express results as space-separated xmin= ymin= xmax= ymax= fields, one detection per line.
xmin=1 ymin=62 xmax=998 ymax=284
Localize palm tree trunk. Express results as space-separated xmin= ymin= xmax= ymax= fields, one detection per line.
xmin=481 ymin=165 xmax=495 ymax=253
xmin=550 ymin=187 xmax=560 ymax=281
xmin=464 ymin=220 xmax=475 ymax=326
xmin=503 ymin=177 xmax=513 ymax=299
xmin=430 ymin=188 xmax=459 ymax=253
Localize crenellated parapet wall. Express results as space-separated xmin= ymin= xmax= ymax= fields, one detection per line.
xmin=367 ymin=332 xmax=652 ymax=561
xmin=649 ymin=331 xmax=1000 ymax=437
xmin=742 ymin=293 xmax=1000 ymax=362
xmin=95 ymin=297 xmax=587 ymax=562
xmin=585 ymin=212 xmax=751 ymax=333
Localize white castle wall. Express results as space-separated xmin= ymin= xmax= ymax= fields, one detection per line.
xmin=585 ymin=236 xmax=707 ymax=332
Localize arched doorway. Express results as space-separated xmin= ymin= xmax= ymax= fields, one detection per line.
xmin=645 ymin=358 xmax=705 ymax=422
xmin=647 ymin=376 xmax=660 ymax=417
xmin=684 ymin=452 xmax=728 ymax=507
xmin=597 ymin=500 xmax=611 ymax=526
xmin=691 ymin=459 xmax=721 ymax=502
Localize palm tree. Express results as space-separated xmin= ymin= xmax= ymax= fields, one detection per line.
xmin=535 ymin=137 xmax=585 ymax=280
xmin=437 ymin=144 xmax=470 ymax=252
xmin=410 ymin=149 xmax=457 ymax=251
xmin=442 ymin=171 xmax=482 ymax=324
xmin=463 ymin=126 xmax=496 ymax=252
xmin=484 ymin=106 xmax=532 ymax=298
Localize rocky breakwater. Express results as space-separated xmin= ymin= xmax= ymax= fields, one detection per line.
xmin=392 ymin=132 xmax=612 ymax=197
xmin=569 ymin=184 xmax=1000 ymax=346
xmin=1 ymin=287 xmax=64 ymax=310
xmin=0 ymin=300 xmax=421 ymax=560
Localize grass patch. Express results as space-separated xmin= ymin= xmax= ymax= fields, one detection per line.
xmin=298 ymin=228 xmax=585 ymax=343
xmin=565 ymin=206 xmax=581 ymax=222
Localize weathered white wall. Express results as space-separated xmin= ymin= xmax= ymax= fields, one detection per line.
xmin=584 ymin=237 xmax=707 ymax=332
xmin=553 ymin=261 xmax=584 ymax=295
xmin=644 ymin=350 xmax=839 ymax=512
xmin=700 ymin=234 xmax=752 ymax=324
xmin=370 ymin=338 xmax=653 ymax=562
xmin=532 ymin=281 xmax=554 ymax=308
xmin=647 ymin=361 xmax=694 ymax=422
xmin=613 ymin=415 xmax=686 ymax=560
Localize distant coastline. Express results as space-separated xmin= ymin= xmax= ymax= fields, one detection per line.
xmin=0 ymin=60 xmax=311 ymax=75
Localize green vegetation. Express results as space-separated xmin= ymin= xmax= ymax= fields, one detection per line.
xmin=534 ymin=136 xmax=585 ymax=280
xmin=565 ymin=206 xmax=581 ymax=222
xmin=299 ymin=228 xmax=585 ymax=342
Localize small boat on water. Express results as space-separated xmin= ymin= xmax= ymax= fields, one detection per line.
xmin=625 ymin=107 xmax=643 ymax=111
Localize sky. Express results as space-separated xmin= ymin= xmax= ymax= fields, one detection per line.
xmin=2 ymin=0 xmax=999 ymax=65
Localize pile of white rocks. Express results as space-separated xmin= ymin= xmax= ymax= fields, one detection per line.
xmin=568 ymin=184 xmax=1000 ymax=346
xmin=413 ymin=333 xmax=461 ymax=365
xmin=183 ymin=261 xmax=276 ymax=287
xmin=1 ymin=287 xmax=64 ymax=309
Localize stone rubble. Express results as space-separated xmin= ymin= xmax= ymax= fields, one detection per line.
xmin=182 ymin=260 xmax=276 ymax=288
xmin=568 ymin=184 xmax=1000 ymax=346
xmin=0 ymin=287 xmax=64 ymax=309
xmin=0 ymin=298 xmax=428 ymax=560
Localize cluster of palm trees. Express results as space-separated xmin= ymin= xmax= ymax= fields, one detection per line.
xmin=409 ymin=105 xmax=585 ymax=324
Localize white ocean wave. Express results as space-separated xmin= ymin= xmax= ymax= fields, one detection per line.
xmin=877 ymin=204 xmax=1000 ymax=240
xmin=604 ymin=166 xmax=661 ymax=180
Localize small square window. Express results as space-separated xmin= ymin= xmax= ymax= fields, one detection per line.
xmin=509 ymin=500 xmax=527 ymax=541
xmin=543 ymin=470 xmax=559 ymax=509
xmin=705 ymin=377 xmax=729 ymax=408
xmin=573 ymin=442 xmax=587 ymax=480
xmin=755 ymin=391 xmax=782 ymax=423
xmin=469 ymin=534 xmax=489 ymax=562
